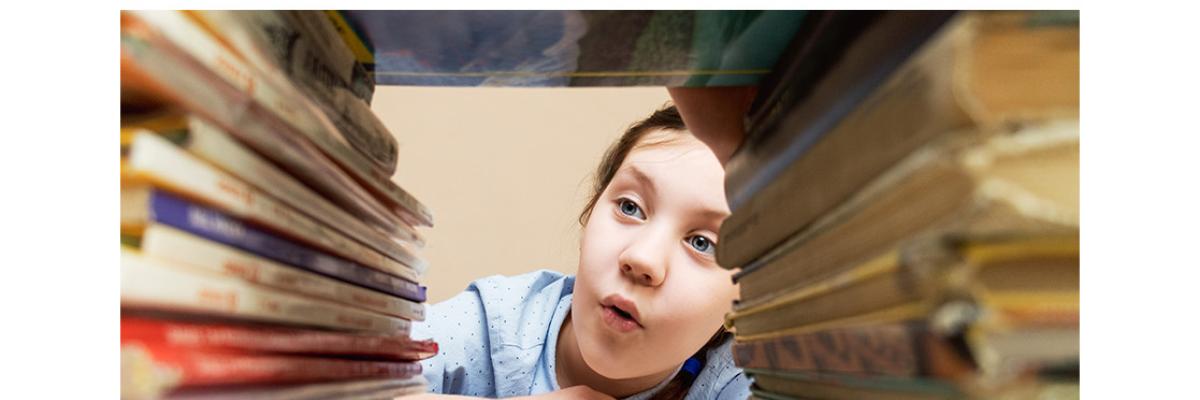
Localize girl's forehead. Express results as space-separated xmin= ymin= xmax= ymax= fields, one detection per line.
xmin=619 ymin=132 xmax=730 ymax=213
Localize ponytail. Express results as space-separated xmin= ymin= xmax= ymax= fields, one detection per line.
xmin=647 ymin=328 xmax=731 ymax=400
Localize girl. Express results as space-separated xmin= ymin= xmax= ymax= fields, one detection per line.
xmin=411 ymin=104 xmax=749 ymax=400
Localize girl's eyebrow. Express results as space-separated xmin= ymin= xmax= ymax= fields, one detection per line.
xmin=615 ymin=165 xmax=658 ymax=198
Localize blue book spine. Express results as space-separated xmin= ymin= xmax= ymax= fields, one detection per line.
xmin=148 ymin=190 xmax=427 ymax=303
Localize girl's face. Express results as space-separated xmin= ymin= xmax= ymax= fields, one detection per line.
xmin=572 ymin=129 xmax=738 ymax=379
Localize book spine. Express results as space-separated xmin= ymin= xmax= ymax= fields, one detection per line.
xmin=121 ymin=252 xmax=411 ymax=335
xmin=718 ymin=13 xmax=963 ymax=269
xmin=146 ymin=189 xmax=426 ymax=302
xmin=190 ymin=10 xmax=395 ymax=175
xmin=163 ymin=377 xmax=428 ymax=400
xmin=141 ymin=224 xmax=425 ymax=320
xmin=121 ymin=342 xmax=421 ymax=391
xmin=183 ymin=116 xmax=424 ymax=248
xmin=129 ymin=11 xmax=431 ymax=227
xmin=121 ymin=317 xmax=438 ymax=360
xmin=127 ymin=132 xmax=427 ymax=279
xmin=121 ymin=13 xmax=410 ymax=236
xmin=732 ymin=321 xmax=953 ymax=377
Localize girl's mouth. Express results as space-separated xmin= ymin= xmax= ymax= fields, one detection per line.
xmin=600 ymin=294 xmax=643 ymax=333
xmin=601 ymin=304 xmax=642 ymax=333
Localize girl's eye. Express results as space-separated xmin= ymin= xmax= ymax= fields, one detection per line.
xmin=618 ymin=198 xmax=645 ymax=220
xmin=687 ymin=235 xmax=715 ymax=255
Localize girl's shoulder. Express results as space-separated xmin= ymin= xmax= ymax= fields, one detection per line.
xmin=417 ymin=269 xmax=577 ymax=396
xmin=686 ymin=337 xmax=752 ymax=400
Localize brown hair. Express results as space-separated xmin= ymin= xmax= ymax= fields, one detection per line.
xmin=578 ymin=103 xmax=731 ymax=400
xmin=579 ymin=103 xmax=686 ymax=226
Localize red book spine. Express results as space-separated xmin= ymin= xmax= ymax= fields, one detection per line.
xmin=121 ymin=317 xmax=437 ymax=361
xmin=122 ymin=341 xmax=421 ymax=390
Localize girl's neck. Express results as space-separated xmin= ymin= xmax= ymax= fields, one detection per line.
xmin=555 ymin=313 xmax=676 ymax=398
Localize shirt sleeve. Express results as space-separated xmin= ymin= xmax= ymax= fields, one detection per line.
xmin=413 ymin=287 xmax=495 ymax=396
xmin=714 ymin=371 xmax=753 ymax=400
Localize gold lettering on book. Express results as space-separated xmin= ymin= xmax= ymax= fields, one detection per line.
xmin=213 ymin=55 xmax=256 ymax=95
xmin=222 ymin=260 xmax=260 ymax=281
xmin=197 ymin=289 xmax=238 ymax=312
xmin=216 ymin=178 xmax=254 ymax=207
xmin=349 ymin=293 xmax=387 ymax=308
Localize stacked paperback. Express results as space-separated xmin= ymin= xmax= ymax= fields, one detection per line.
xmin=719 ymin=11 xmax=1079 ymax=400
xmin=120 ymin=11 xmax=435 ymax=399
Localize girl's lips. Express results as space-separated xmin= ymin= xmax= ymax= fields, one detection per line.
xmin=601 ymin=303 xmax=643 ymax=333
xmin=600 ymin=294 xmax=643 ymax=327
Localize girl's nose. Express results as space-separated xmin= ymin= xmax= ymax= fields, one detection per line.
xmin=618 ymin=227 xmax=669 ymax=287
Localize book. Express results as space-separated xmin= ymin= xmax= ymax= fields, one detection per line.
xmin=718 ymin=11 xmax=1079 ymax=270
xmin=746 ymin=368 xmax=1079 ymax=400
xmin=123 ymin=112 xmax=424 ymax=247
xmin=733 ymin=321 xmax=968 ymax=378
xmin=120 ymin=341 xmax=421 ymax=400
xmin=733 ymin=119 xmax=1078 ymax=311
xmin=121 ymin=250 xmax=412 ymax=335
xmin=743 ymin=11 xmax=954 ymax=163
xmin=140 ymin=224 xmax=425 ymax=320
xmin=123 ymin=130 xmax=426 ymax=278
xmin=188 ymin=10 xmax=398 ymax=175
xmin=124 ymin=187 xmax=425 ymax=302
xmin=745 ymin=368 xmax=961 ymax=400
xmin=728 ymin=235 xmax=1078 ymax=340
xmin=120 ymin=11 xmax=433 ymax=230
xmin=733 ymin=318 xmax=1077 ymax=381
xmin=337 ymin=10 xmax=808 ymax=87
xmin=164 ymin=377 xmax=428 ymax=400
xmin=121 ymin=316 xmax=437 ymax=361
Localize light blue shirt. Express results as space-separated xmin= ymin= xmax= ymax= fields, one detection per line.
xmin=412 ymin=270 xmax=752 ymax=399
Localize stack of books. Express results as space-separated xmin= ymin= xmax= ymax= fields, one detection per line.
xmin=119 ymin=11 xmax=434 ymax=399
xmin=719 ymin=11 xmax=1079 ymax=400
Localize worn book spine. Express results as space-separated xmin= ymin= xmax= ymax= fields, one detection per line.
xmin=140 ymin=224 xmax=425 ymax=320
xmin=122 ymin=11 xmax=432 ymax=228
xmin=732 ymin=320 xmax=973 ymax=378
xmin=164 ymin=377 xmax=428 ymax=400
xmin=733 ymin=119 xmax=1079 ymax=311
xmin=190 ymin=10 xmax=397 ymax=175
xmin=120 ymin=341 xmax=421 ymax=396
xmin=181 ymin=116 xmax=424 ymax=247
xmin=718 ymin=13 xmax=969 ymax=270
xmin=121 ymin=316 xmax=437 ymax=360
xmin=143 ymin=189 xmax=425 ymax=302
xmin=121 ymin=251 xmax=412 ymax=335
xmin=120 ymin=13 xmax=414 ymax=234
xmin=126 ymin=132 xmax=426 ymax=278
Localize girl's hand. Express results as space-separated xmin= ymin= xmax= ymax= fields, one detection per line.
xmin=400 ymin=386 xmax=615 ymax=400
xmin=667 ymin=86 xmax=758 ymax=165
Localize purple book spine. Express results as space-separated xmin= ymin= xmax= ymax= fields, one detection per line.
xmin=148 ymin=189 xmax=427 ymax=303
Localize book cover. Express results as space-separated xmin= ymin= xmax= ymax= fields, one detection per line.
xmin=719 ymin=11 xmax=1079 ymax=270
xmin=122 ymin=316 xmax=436 ymax=361
xmin=140 ymin=224 xmax=425 ymax=320
xmin=120 ymin=341 xmax=421 ymax=400
xmin=120 ymin=11 xmax=431 ymax=231
xmin=121 ymin=250 xmax=412 ymax=335
xmin=124 ymin=131 xmax=426 ymax=278
xmin=338 ymin=11 xmax=807 ymax=87
xmin=128 ymin=187 xmax=425 ymax=302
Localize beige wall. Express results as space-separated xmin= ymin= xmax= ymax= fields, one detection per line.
xmin=372 ymin=87 xmax=672 ymax=303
